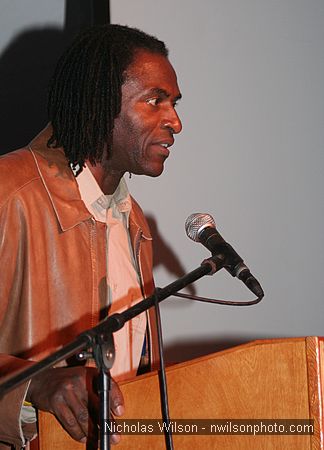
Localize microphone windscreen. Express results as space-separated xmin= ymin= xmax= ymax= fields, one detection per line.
xmin=185 ymin=213 xmax=215 ymax=241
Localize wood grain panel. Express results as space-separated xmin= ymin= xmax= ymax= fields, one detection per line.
xmin=34 ymin=337 xmax=322 ymax=449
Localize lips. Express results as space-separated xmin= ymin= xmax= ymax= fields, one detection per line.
xmin=149 ymin=138 xmax=174 ymax=161
xmin=151 ymin=138 xmax=174 ymax=148
xmin=150 ymin=143 xmax=170 ymax=158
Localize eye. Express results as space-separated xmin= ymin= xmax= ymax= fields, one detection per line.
xmin=146 ymin=97 xmax=160 ymax=106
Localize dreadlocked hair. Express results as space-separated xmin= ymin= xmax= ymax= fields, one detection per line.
xmin=47 ymin=24 xmax=168 ymax=167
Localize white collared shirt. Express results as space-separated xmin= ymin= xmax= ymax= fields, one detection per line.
xmin=73 ymin=164 xmax=147 ymax=381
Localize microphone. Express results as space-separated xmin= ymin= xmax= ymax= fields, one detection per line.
xmin=185 ymin=213 xmax=264 ymax=298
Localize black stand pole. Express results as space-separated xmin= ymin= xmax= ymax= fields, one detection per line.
xmin=90 ymin=328 xmax=116 ymax=450
xmin=98 ymin=370 xmax=110 ymax=450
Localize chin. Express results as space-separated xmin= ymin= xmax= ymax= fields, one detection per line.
xmin=140 ymin=164 xmax=165 ymax=178
xmin=148 ymin=167 xmax=164 ymax=177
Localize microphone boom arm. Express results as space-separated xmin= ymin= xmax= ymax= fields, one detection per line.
xmin=0 ymin=256 xmax=219 ymax=398
xmin=0 ymin=253 xmax=263 ymax=398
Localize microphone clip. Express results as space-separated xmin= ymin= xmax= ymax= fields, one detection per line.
xmin=201 ymin=255 xmax=225 ymax=276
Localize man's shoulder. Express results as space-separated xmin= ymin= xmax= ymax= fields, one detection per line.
xmin=0 ymin=147 xmax=40 ymax=206
xmin=0 ymin=147 xmax=38 ymax=173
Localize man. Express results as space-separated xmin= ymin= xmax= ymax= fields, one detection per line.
xmin=0 ymin=24 xmax=182 ymax=448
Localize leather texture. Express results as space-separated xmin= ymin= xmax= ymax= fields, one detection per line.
xmin=0 ymin=125 xmax=158 ymax=448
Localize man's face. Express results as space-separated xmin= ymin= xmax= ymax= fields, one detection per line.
xmin=109 ymin=50 xmax=182 ymax=177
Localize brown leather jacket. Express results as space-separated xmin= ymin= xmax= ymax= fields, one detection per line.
xmin=0 ymin=127 xmax=158 ymax=448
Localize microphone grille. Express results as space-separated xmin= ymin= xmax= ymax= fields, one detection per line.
xmin=185 ymin=213 xmax=215 ymax=242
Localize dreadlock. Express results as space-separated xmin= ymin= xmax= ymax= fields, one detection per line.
xmin=47 ymin=24 xmax=168 ymax=167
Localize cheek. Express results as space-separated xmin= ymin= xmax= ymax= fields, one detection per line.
xmin=113 ymin=107 xmax=157 ymax=157
xmin=112 ymin=116 xmax=133 ymax=150
xmin=116 ymin=113 xmax=144 ymax=144
xmin=129 ymin=105 xmax=157 ymax=133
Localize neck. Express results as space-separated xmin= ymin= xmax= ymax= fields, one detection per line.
xmin=86 ymin=160 xmax=125 ymax=195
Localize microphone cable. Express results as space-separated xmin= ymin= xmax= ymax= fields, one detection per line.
xmin=153 ymin=289 xmax=174 ymax=450
xmin=172 ymin=290 xmax=263 ymax=306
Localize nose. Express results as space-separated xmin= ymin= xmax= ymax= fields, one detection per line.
xmin=162 ymin=108 xmax=182 ymax=134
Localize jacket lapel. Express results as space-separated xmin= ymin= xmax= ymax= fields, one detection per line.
xmin=29 ymin=125 xmax=91 ymax=231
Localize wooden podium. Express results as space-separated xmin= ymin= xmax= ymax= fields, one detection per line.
xmin=34 ymin=337 xmax=324 ymax=449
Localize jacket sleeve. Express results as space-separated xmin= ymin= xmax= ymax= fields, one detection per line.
xmin=0 ymin=355 xmax=37 ymax=448
xmin=0 ymin=192 xmax=37 ymax=447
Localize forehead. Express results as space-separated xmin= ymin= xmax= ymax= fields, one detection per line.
xmin=122 ymin=50 xmax=180 ymax=97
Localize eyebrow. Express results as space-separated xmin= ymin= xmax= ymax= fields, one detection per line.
xmin=147 ymin=87 xmax=182 ymax=102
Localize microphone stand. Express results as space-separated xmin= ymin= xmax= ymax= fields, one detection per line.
xmin=0 ymin=255 xmax=241 ymax=450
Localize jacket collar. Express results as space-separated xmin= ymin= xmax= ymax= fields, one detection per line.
xmin=29 ymin=124 xmax=92 ymax=231
xmin=29 ymin=125 xmax=152 ymax=242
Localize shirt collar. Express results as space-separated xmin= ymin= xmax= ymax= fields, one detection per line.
xmin=71 ymin=163 xmax=132 ymax=225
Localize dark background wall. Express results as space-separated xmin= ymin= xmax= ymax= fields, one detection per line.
xmin=0 ymin=0 xmax=110 ymax=154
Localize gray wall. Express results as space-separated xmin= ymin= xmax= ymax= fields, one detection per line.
xmin=111 ymin=0 xmax=324 ymax=359
xmin=1 ymin=1 xmax=323 ymax=361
